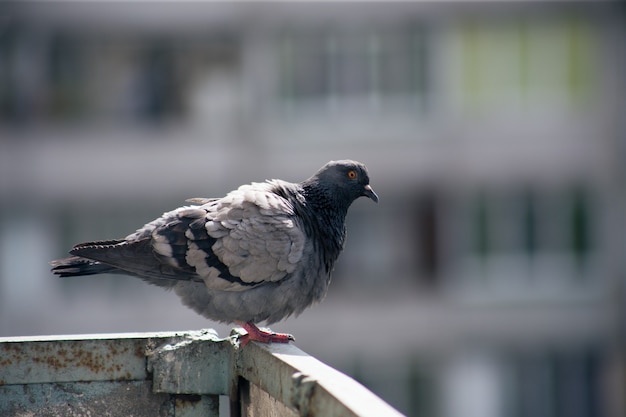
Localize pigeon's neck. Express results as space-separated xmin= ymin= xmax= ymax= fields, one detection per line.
xmin=298 ymin=181 xmax=348 ymax=272
xmin=301 ymin=181 xmax=350 ymax=223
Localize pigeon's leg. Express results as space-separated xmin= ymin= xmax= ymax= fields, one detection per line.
xmin=235 ymin=321 xmax=295 ymax=347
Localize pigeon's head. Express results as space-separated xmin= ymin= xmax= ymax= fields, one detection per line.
xmin=310 ymin=160 xmax=379 ymax=207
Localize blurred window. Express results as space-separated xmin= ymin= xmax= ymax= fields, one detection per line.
xmin=47 ymin=33 xmax=85 ymax=120
xmin=471 ymin=191 xmax=491 ymax=261
xmin=0 ymin=28 xmax=87 ymax=123
xmin=279 ymin=33 xmax=331 ymax=100
xmin=503 ymin=349 xmax=602 ymax=417
xmin=414 ymin=190 xmax=440 ymax=285
xmin=459 ymin=185 xmax=596 ymax=295
xmin=569 ymin=186 xmax=591 ymax=270
xmin=458 ymin=15 xmax=595 ymax=112
xmin=0 ymin=23 xmax=19 ymax=121
xmin=134 ymin=44 xmax=183 ymax=122
xmin=521 ymin=187 xmax=538 ymax=260
xmin=278 ymin=24 xmax=429 ymax=110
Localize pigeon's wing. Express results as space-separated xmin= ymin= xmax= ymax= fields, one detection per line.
xmin=69 ymin=208 xmax=204 ymax=287
xmin=182 ymin=183 xmax=307 ymax=290
xmin=69 ymin=185 xmax=306 ymax=291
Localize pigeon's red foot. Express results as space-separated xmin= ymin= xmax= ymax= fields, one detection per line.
xmin=236 ymin=321 xmax=295 ymax=347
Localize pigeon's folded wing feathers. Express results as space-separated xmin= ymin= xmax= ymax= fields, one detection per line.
xmin=186 ymin=184 xmax=306 ymax=288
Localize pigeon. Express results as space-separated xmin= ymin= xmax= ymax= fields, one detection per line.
xmin=51 ymin=160 xmax=378 ymax=345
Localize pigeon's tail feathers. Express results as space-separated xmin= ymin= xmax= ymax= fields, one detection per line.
xmin=67 ymin=237 xmax=202 ymax=288
xmin=51 ymin=239 xmax=139 ymax=277
xmin=51 ymin=256 xmax=120 ymax=277
xmin=70 ymin=238 xmax=166 ymax=277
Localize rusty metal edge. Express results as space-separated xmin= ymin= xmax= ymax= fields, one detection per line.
xmin=0 ymin=329 xmax=222 ymax=386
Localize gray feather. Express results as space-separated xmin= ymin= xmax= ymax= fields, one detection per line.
xmin=51 ymin=160 xmax=378 ymax=325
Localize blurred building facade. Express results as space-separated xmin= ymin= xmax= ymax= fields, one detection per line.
xmin=0 ymin=2 xmax=624 ymax=417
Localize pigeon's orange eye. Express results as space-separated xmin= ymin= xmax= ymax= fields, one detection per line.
xmin=347 ymin=170 xmax=357 ymax=179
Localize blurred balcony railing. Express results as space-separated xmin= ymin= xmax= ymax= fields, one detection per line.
xmin=0 ymin=329 xmax=404 ymax=417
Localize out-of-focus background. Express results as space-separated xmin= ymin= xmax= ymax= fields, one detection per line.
xmin=0 ymin=2 xmax=624 ymax=416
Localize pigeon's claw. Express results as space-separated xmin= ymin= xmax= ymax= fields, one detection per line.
xmin=236 ymin=321 xmax=295 ymax=347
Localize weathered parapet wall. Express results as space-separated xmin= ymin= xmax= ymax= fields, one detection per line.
xmin=0 ymin=330 xmax=404 ymax=417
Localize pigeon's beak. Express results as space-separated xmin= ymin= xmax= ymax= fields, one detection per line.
xmin=363 ymin=184 xmax=379 ymax=203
